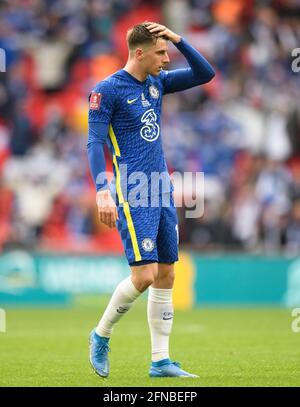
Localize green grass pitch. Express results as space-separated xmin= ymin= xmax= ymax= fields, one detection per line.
xmin=0 ymin=296 xmax=299 ymax=387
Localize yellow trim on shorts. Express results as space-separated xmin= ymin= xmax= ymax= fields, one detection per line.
xmin=123 ymin=201 xmax=142 ymax=262
xmin=109 ymin=125 xmax=141 ymax=262
xmin=112 ymin=154 xmax=124 ymax=204
xmin=109 ymin=124 xmax=120 ymax=157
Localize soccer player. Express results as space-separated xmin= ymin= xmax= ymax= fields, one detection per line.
xmin=87 ymin=22 xmax=215 ymax=378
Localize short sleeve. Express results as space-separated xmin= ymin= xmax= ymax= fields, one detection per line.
xmin=88 ymin=80 xmax=115 ymax=124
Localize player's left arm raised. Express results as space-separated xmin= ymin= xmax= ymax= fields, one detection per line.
xmin=146 ymin=22 xmax=215 ymax=93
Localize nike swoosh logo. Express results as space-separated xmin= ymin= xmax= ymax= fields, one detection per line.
xmin=127 ymin=98 xmax=138 ymax=104
xmin=116 ymin=307 xmax=129 ymax=314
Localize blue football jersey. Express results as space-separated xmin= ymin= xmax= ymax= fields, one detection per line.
xmin=88 ymin=38 xmax=215 ymax=202
xmin=88 ymin=69 xmax=173 ymax=202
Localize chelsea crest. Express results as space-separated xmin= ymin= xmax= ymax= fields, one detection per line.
xmin=149 ymin=85 xmax=159 ymax=99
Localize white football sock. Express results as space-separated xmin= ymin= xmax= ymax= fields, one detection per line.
xmin=96 ymin=276 xmax=141 ymax=338
xmin=147 ymin=287 xmax=174 ymax=362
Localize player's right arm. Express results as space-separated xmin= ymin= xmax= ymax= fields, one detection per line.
xmin=87 ymin=82 xmax=118 ymax=229
xmin=146 ymin=22 xmax=215 ymax=93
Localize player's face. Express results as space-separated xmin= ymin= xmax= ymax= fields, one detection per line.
xmin=141 ymin=38 xmax=170 ymax=76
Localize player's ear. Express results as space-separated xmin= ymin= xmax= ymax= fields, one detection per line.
xmin=135 ymin=48 xmax=144 ymax=60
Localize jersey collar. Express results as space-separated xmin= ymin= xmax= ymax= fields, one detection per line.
xmin=121 ymin=69 xmax=148 ymax=85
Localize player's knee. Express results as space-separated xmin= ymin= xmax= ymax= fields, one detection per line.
xmin=168 ymin=273 xmax=175 ymax=287
xmin=131 ymin=262 xmax=157 ymax=291
xmin=132 ymin=275 xmax=154 ymax=292
xmin=131 ymin=269 xmax=156 ymax=292
xmin=167 ymin=269 xmax=175 ymax=284
xmin=142 ymin=276 xmax=155 ymax=289
xmin=155 ymin=266 xmax=175 ymax=287
xmin=159 ymin=273 xmax=174 ymax=287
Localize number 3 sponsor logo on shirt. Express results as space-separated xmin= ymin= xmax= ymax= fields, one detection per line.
xmin=140 ymin=109 xmax=160 ymax=142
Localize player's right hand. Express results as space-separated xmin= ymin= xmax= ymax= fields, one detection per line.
xmin=145 ymin=22 xmax=181 ymax=44
xmin=96 ymin=190 xmax=119 ymax=228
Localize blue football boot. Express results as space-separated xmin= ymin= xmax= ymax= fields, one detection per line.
xmin=89 ymin=329 xmax=110 ymax=377
xmin=149 ymin=358 xmax=199 ymax=378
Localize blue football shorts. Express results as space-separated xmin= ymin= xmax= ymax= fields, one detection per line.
xmin=116 ymin=193 xmax=179 ymax=266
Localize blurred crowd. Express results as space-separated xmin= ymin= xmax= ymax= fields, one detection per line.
xmin=0 ymin=0 xmax=300 ymax=255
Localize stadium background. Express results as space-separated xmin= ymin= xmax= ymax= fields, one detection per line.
xmin=0 ymin=0 xmax=300 ymax=387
